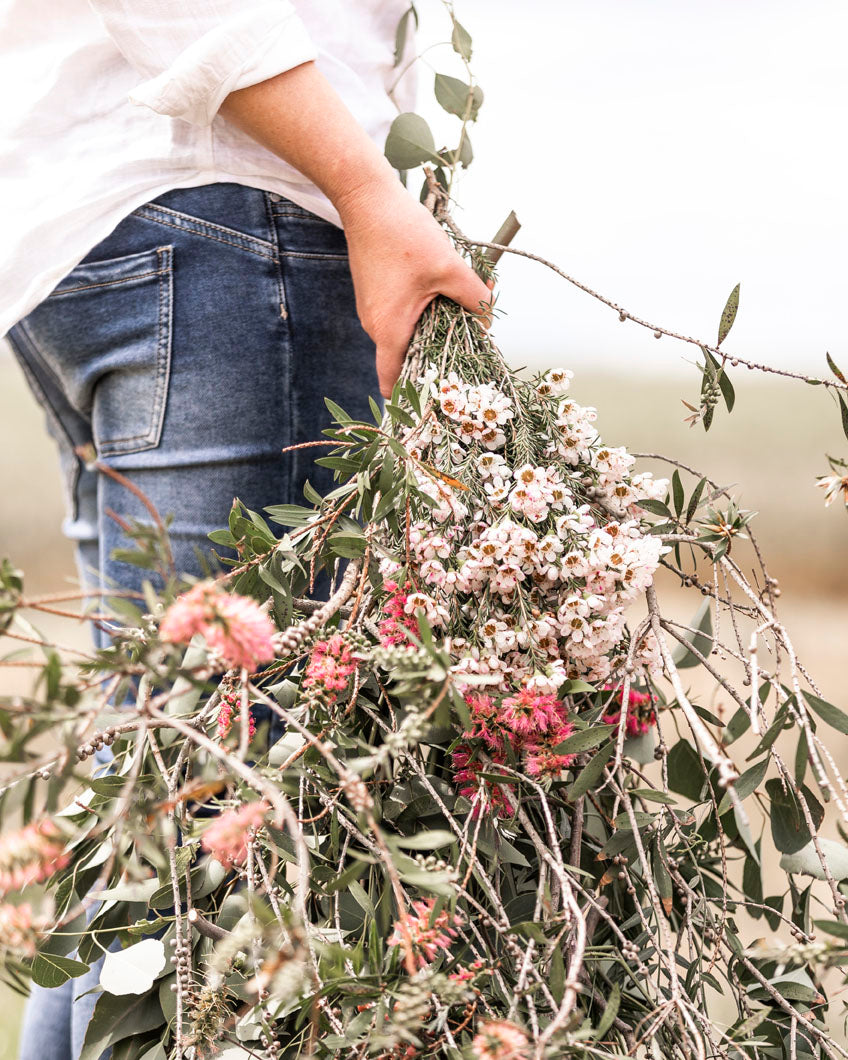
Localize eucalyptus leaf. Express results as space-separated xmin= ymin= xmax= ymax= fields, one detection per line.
xmin=384 ymin=113 xmax=439 ymax=171
xmin=780 ymin=837 xmax=848 ymax=881
xmin=717 ymin=283 xmax=740 ymax=346
xmin=100 ymin=938 xmax=166 ymax=996
xmin=31 ymin=952 xmax=90 ymax=989
xmin=433 ymin=74 xmax=483 ymax=120
xmin=671 ymin=600 xmax=713 ymax=669
xmin=80 ymin=991 xmax=164 ymax=1060
xmin=450 ymin=18 xmax=472 ymax=59
xmin=765 ymin=778 xmax=824 ymax=854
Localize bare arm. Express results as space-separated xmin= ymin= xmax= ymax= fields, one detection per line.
xmin=220 ymin=61 xmax=492 ymax=397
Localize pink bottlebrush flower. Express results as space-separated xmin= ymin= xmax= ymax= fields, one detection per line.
xmin=449 ymin=958 xmax=485 ymax=984
xmin=378 ymin=580 xmax=420 ymax=647
xmin=0 ymin=819 xmax=70 ymax=897
xmin=0 ymin=903 xmax=42 ymax=956
xmin=472 ymin=1020 xmax=531 ymax=1060
xmin=452 ymin=744 xmax=516 ymax=820
xmin=303 ymin=634 xmax=357 ymax=698
xmin=217 ymin=690 xmax=256 ymax=741
xmin=387 ymin=898 xmax=462 ymax=969
xmin=466 ymin=693 xmax=504 ymax=750
xmin=160 ymin=582 xmax=276 ymax=672
xmin=500 ymin=689 xmax=565 ymax=738
xmin=602 ymin=685 xmax=657 ymax=738
xmin=524 ymin=747 xmax=575 ymax=779
xmin=200 ymin=801 xmax=269 ymax=868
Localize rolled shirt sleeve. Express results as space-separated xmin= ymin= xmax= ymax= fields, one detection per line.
xmin=88 ymin=1 xmax=318 ymax=125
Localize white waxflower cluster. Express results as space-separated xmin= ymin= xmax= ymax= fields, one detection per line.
xmin=438 ymin=372 xmax=514 ymax=449
xmin=381 ymin=368 xmax=669 ymax=691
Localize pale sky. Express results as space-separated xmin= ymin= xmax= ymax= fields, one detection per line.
xmin=414 ymin=0 xmax=848 ymax=375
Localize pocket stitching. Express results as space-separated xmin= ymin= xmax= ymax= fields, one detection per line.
xmin=50 ymin=268 xmax=169 ymax=298
xmin=134 ymin=203 xmax=275 ymax=261
xmin=94 ymin=245 xmax=173 ymax=455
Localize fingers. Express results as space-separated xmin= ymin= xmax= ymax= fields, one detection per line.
xmin=373 ymin=268 xmax=496 ymax=399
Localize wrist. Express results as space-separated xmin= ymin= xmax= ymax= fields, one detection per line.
xmin=333 ymin=160 xmax=407 ymax=228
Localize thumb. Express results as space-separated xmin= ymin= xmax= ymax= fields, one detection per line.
xmin=376 ymin=334 xmax=411 ymax=399
xmin=441 ymin=263 xmax=495 ymax=325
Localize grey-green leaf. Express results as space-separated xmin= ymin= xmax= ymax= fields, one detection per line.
xmin=802 ymin=691 xmax=848 ymax=735
xmin=780 ymin=837 xmax=848 ymax=880
xmin=826 ymin=352 xmax=847 ymax=384
xmin=765 ymin=778 xmax=824 ymax=854
xmin=433 ymin=74 xmax=483 ymax=120
xmin=667 ymin=739 xmax=706 ymax=801
xmin=567 ymin=743 xmax=613 ymax=800
xmin=671 ymin=600 xmax=713 ymax=669
xmin=393 ymin=5 xmax=417 ymax=67
xmin=718 ymin=757 xmax=768 ymax=815
xmin=553 ymin=726 xmax=611 ymax=755
xmin=717 ymin=283 xmax=740 ymax=346
xmin=80 ymin=991 xmax=164 ymax=1060
xmin=384 ymin=112 xmax=439 ymax=171
xmin=450 ymin=19 xmax=473 ymax=60
xmin=31 ymin=952 xmax=90 ymax=989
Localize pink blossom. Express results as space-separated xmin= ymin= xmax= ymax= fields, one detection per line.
xmin=452 ymin=745 xmax=516 ymax=820
xmin=303 ymin=634 xmax=357 ymax=698
xmin=449 ymin=958 xmax=485 ymax=984
xmin=602 ymin=685 xmax=656 ymax=737
xmin=378 ymin=580 xmax=420 ymax=647
xmin=201 ymin=801 xmax=269 ymax=868
xmin=524 ymin=745 xmax=575 ymax=779
xmin=217 ymin=690 xmax=256 ymax=741
xmin=500 ymin=689 xmax=565 ymax=737
xmin=0 ymin=903 xmax=41 ymax=955
xmin=387 ymin=898 xmax=462 ymax=969
xmin=0 ymin=819 xmax=69 ymax=897
xmin=472 ymin=1020 xmax=530 ymax=1060
xmin=160 ymin=582 xmax=276 ymax=672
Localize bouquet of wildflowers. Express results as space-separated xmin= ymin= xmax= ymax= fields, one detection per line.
xmin=3 ymin=210 xmax=848 ymax=1060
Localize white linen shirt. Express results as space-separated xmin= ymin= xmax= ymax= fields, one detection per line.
xmin=0 ymin=0 xmax=415 ymax=335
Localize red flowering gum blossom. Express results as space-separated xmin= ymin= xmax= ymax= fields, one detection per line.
xmin=160 ymin=581 xmax=276 ymax=672
xmin=472 ymin=1019 xmax=531 ymax=1060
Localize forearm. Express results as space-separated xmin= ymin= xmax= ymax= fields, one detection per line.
xmin=219 ymin=61 xmax=399 ymax=221
xmin=219 ymin=60 xmax=492 ymax=397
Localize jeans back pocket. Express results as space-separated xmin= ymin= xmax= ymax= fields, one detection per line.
xmin=17 ymin=245 xmax=173 ymax=458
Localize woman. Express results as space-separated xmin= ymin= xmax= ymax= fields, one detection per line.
xmin=1 ymin=2 xmax=492 ymax=1056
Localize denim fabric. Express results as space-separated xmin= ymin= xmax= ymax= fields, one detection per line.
xmin=7 ymin=181 xmax=377 ymax=609
xmin=8 ymin=182 xmax=377 ymax=1060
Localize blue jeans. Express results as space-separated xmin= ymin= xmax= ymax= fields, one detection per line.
xmin=8 ymin=181 xmax=377 ymax=611
xmin=8 ymin=183 xmax=378 ymax=1060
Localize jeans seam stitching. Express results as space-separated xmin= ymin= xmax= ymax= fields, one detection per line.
xmin=134 ymin=205 xmax=275 ymax=260
xmin=6 ymin=326 xmax=83 ymax=522
xmin=279 ymin=252 xmax=349 ymax=261
xmin=262 ymin=193 xmax=289 ymax=321
xmin=263 ymin=192 xmax=293 ymax=503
